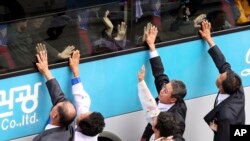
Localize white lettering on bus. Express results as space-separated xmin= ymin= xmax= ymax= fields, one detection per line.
xmin=241 ymin=48 xmax=250 ymax=77
xmin=0 ymin=82 xmax=41 ymax=131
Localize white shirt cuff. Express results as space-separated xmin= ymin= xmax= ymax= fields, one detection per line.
xmin=149 ymin=50 xmax=159 ymax=58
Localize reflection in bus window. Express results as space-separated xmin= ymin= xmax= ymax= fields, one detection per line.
xmin=77 ymin=9 xmax=93 ymax=55
xmin=7 ymin=20 xmax=35 ymax=68
xmin=207 ymin=10 xmax=232 ymax=31
xmin=93 ymin=10 xmax=130 ymax=55
xmin=6 ymin=15 xmax=79 ymax=69
xmin=46 ymin=12 xmax=70 ymax=40
xmin=0 ymin=0 xmax=25 ymax=21
xmin=0 ymin=23 xmax=15 ymax=72
xmin=235 ymin=0 xmax=250 ymax=24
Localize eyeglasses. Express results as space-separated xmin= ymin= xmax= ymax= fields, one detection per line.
xmin=161 ymin=83 xmax=169 ymax=95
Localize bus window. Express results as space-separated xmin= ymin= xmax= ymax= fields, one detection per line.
xmin=134 ymin=0 xmax=250 ymax=46
xmin=0 ymin=23 xmax=14 ymax=73
xmin=1 ymin=0 xmax=250 ymax=77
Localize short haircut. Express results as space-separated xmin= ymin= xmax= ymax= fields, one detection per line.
xmin=207 ymin=10 xmax=225 ymax=21
xmin=79 ymin=112 xmax=105 ymax=136
xmin=155 ymin=112 xmax=179 ymax=137
xmin=222 ymin=70 xmax=242 ymax=95
xmin=170 ymin=80 xmax=187 ymax=102
xmin=57 ymin=100 xmax=76 ymax=127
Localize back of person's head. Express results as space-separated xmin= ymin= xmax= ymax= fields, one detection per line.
xmin=207 ymin=10 xmax=226 ymax=31
xmin=57 ymin=100 xmax=76 ymax=127
xmin=170 ymin=80 xmax=187 ymax=102
xmin=222 ymin=70 xmax=242 ymax=95
xmin=79 ymin=112 xmax=105 ymax=136
xmin=155 ymin=112 xmax=178 ymax=137
xmin=207 ymin=10 xmax=225 ymax=22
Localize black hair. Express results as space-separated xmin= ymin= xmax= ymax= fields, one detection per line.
xmin=79 ymin=112 xmax=105 ymax=136
xmin=170 ymin=80 xmax=187 ymax=102
xmin=222 ymin=70 xmax=242 ymax=95
xmin=155 ymin=112 xmax=179 ymax=137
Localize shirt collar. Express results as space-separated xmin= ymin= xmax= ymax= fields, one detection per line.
xmin=45 ymin=124 xmax=60 ymax=130
xmin=157 ymin=102 xmax=175 ymax=112
xmin=216 ymin=93 xmax=230 ymax=105
xmin=75 ymin=131 xmax=98 ymax=141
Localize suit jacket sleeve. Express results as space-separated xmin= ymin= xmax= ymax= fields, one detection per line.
xmin=46 ymin=78 xmax=66 ymax=106
xmin=208 ymin=45 xmax=231 ymax=73
xmin=149 ymin=56 xmax=170 ymax=93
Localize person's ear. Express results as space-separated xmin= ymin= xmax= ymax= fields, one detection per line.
xmin=170 ymin=97 xmax=177 ymax=103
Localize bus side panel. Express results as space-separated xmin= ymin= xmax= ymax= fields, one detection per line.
xmin=0 ymin=29 xmax=250 ymax=140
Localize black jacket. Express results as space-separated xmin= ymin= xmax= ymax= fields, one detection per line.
xmin=204 ymin=45 xmax=245 ymax=141
xmin=141 ymin=56 xmax=187 ymax=141
xmin=33 ymin=79 xmax=74 ymax=141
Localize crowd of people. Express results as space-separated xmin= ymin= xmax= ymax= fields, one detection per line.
xmin=1 ymin=0 xmax=250 ymax=72
xmin=30 ymin=20 xmax=245 ymax=141
xmin=0 ymin=1 xmax=247 ymax=141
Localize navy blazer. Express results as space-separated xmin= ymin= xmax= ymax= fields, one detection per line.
xmin=141 ymin=56 xmax=187 ymax=141
xmin=204 ymin=46 xmax=245 ymax=141
xmin=33 ymin=79 xmax=74 ymax=141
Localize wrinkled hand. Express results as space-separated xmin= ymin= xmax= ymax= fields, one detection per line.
xmin=36 ymin=43 xmax=53 ymax=80
xmin=209 ymin=120 xmax=218 ymax=132
xmin=185 ymin=7 xmax=190 ymax=16
xmin=142 ymin=22 xmax=152 ymax=43
xmin=114 ymin=22 xmax=127 ymax=41
xmin=69 ymin=50 xmax=80 ymax=77
xmin=138 ymin=65 xmax=145 ymax=82
xmin=194 ymin=14 xmax=206 ymax=28
xmin=199 ymin=20 xmax=211 ymax=39
xmin=103 ymin=10 xmax=113 ymax=37
xmin=199 ymin=20 xmax=215 ymax=47
xmin=146 ymin=25 xmax=158 ymax=51
xmin=58 ymin=45 xmax=75 ymax=59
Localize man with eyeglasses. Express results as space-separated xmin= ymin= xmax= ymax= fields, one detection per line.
xmin=140 ymin=24 xmax=187 ymax=141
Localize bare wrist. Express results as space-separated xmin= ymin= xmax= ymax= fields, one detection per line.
xmin=44 ymin=71 xmax=53 ymax=80
xmin=72 ymin=68 xmax=79 ymax=77
xmin=207 ymin=38 xmax=215 ymax=47
xmin=73 ymin=72 xmax=79 ymax=77
xmin=139 ymin=78 xmax=144 ymax=82
xmin=148 ymin=44 xmax=156 ymax=51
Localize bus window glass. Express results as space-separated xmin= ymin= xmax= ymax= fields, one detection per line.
xmin=0 ymin=0 xmax=131 ymax=72
xmin=134 ymin=0 xmax=250 ymax=46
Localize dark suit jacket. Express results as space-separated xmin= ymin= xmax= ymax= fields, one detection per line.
xmin=204 ymin=45 xmax=245 ymax=141
xmin=141 ymin=56 xmax=187 ymax=141
xmin=33 ymin=79 xmax=74 ymax=141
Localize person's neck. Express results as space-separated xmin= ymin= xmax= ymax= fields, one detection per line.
xmin=50 ymin=119 xmax=61 ymax=126
xmin=154 ymin=132 xmax=160 ymax=140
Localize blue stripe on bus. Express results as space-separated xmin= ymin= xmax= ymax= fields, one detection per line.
xmin=0 ymin=29 xmax=250 ymax=140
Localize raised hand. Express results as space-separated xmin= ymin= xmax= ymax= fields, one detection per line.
xmin=199 ymin=20 xmax=215 ymax=47
xmin=145 ymin=25 xmax=158 ymax=51
xmin=58 ymin=45 xmax=75 ymax=59
xmin=138 ymin=65 xmax=145 ymax=82
xmin=69 ymin=50 xmax=80 ymax=77
xmin=103 ymin=10 xmax=114 ymax=37
xmin=36 ymin=43 xmax=53 ymax=80
xmin=193 ymin=14 xmax=206 ymax=28
xmin=114 ymin=22 xmax=127 ymax=41
xmin=142 ymin=22 xmax=152 ymax=43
